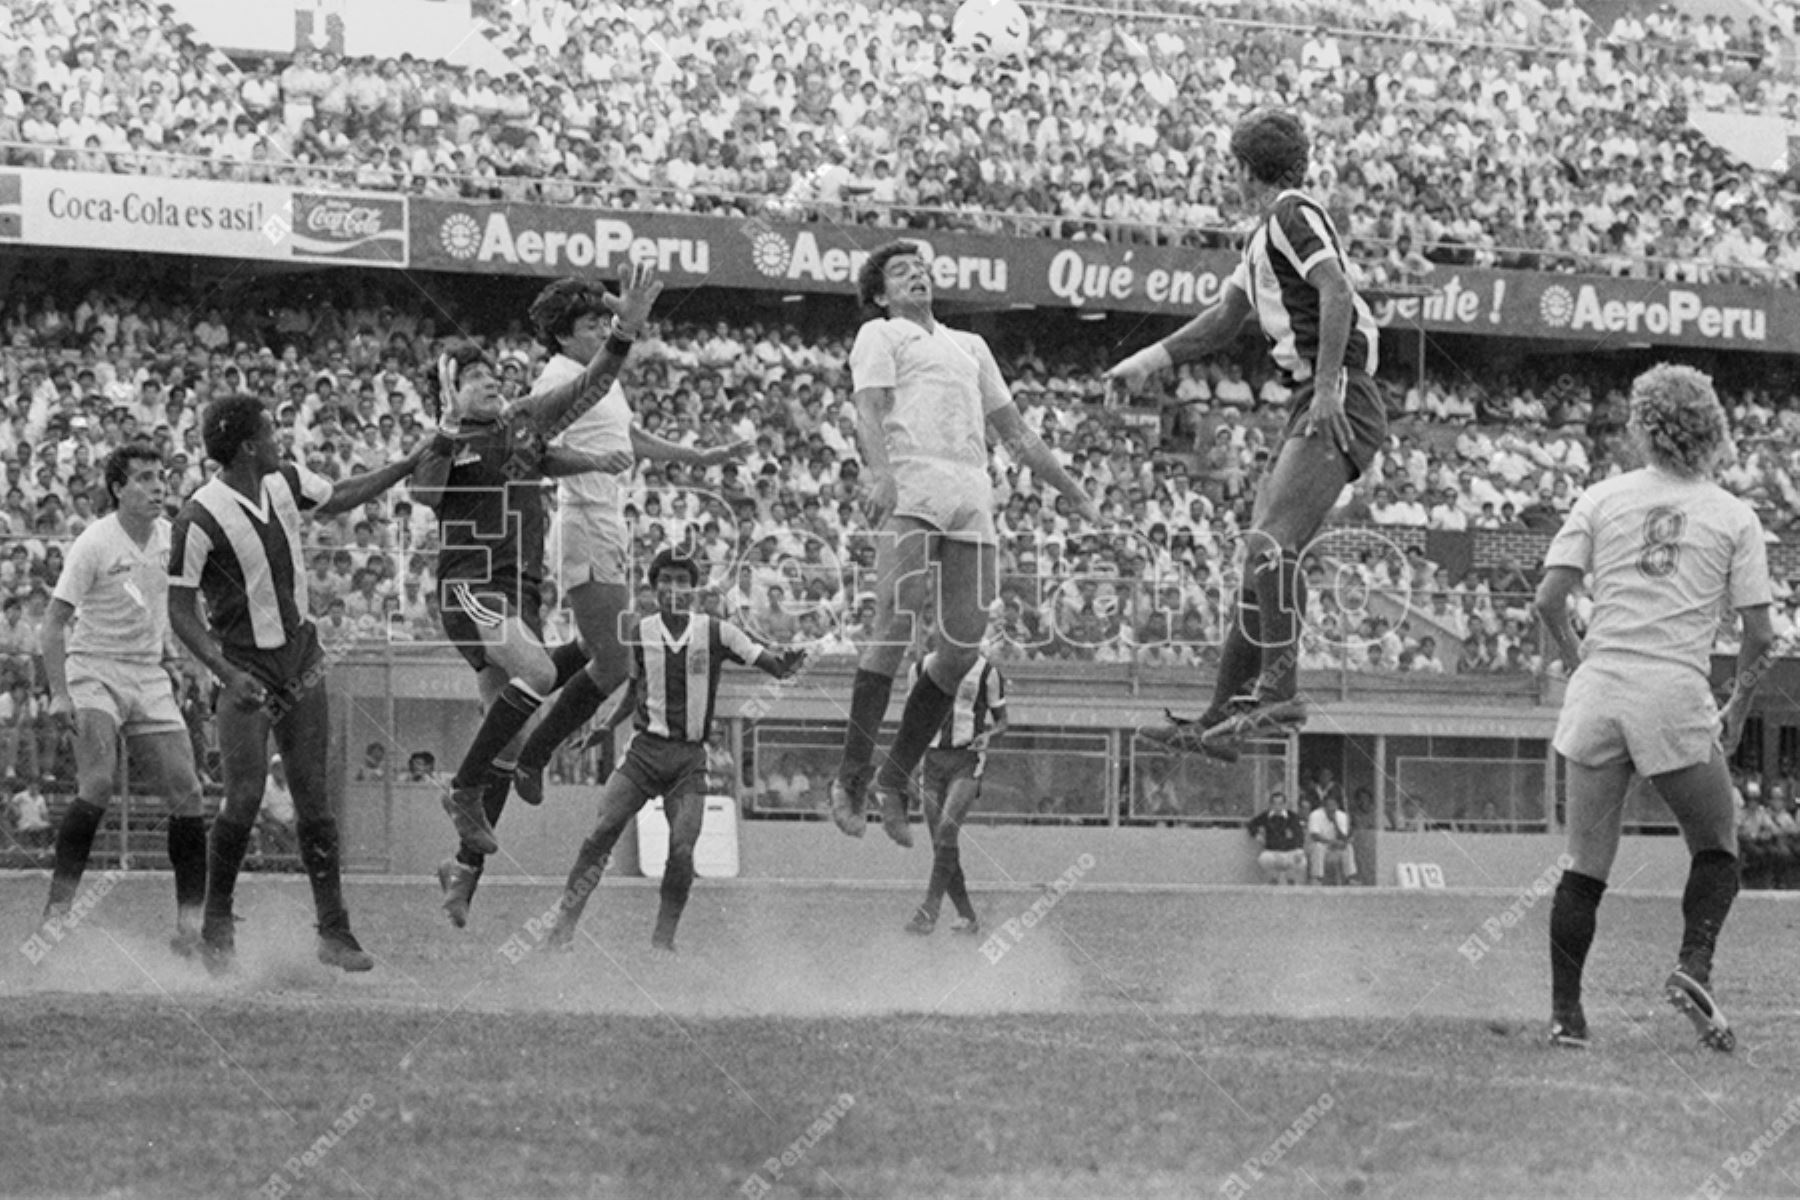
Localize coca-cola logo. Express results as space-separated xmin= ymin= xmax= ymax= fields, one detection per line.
xmin=305 ymin=200 xmax=387 ymax=239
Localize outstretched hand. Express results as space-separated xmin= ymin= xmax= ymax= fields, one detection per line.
xmin=770 ymin=646 xmax=808 ymax=680
xmin=702 ymin=439 xmax=754 ymax=467
xmin=603 ymin=261 xmax=663 ymax=338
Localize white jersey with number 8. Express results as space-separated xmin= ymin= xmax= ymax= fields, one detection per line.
xmin=1544 ymin=466 xmax=1772 ymax=676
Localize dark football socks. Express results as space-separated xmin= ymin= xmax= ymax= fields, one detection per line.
xmin=839 ymin=668 xmax=896 ymax=788
xmin=46 ymin=799 xmax=106 ymax=910
xmin=296 ymin=816 xmax=350 ymax=934
xmin=519 ymin=664 xmax=624 ymax=773
xmin=451 ymin=681 xmax=544 ymax=790
xmin=1550 ymin=870 xmax=1607 ymax=1014
xmin=453 ymin=765 xmax=515 ymax=873
xmin=548 ymin=640 xmax=589 ymax=690
xmin=204 ymin=818 xmax=257 ymax=928
xmin=875 ymin=668 xmax=957 ymax=790
xmin=1207 ymin=580 xmax=1264 ymax=719
xmin=1678 ymin=849 xmax=1739 ymax=983
xmin=167 ymin=815 xmax=208 ymax=915
xmin=1251 ymin=549 xmax=1304 ymax=701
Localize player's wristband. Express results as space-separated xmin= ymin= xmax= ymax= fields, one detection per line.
xmin=605 ymin=316 xmax=637 ymax=358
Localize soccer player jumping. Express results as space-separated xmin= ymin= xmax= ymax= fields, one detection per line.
xmin=410 ymin=263 xmax=661 ymax=926
xmin=1105 ymin=109 xmax=1383 ymax=756
xmin=828 ymin=240 xmax=1097 ymax=845
xmin=1535 ymin=365 xmax=1772 ymax=1052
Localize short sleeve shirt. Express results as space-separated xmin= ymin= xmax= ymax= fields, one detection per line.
xmin=850 ymin=317 xmax=1010 ymax=474
xmin=1544 ymin=466 xmax=1771 ymax=675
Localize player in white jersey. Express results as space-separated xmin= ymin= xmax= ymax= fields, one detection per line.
xmin=829 ymin=240 xmax=1097 ymax=847
xmin=903 ymin=651 xmax=1006 ymax=936
xmin=465 ymin=277 xmax=748 ymax=816
xmin=1105 ymin=109 xmax=1384 ymax=758
xmin=542 ymin=550 xmax=804 ymax=952
xmin=1535 ymin=364 xmax=1774 ymax=1053
xmin=32 ymin=443 xmax=207 ymax=959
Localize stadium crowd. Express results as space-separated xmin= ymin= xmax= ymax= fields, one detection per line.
xmin=5 ymin=275 xmax=1800 ymax=679
xmin=1735 ymin=768 xmax=1800 ymax=889
xmin=5 ymin=0 xmax=1800 ymax=283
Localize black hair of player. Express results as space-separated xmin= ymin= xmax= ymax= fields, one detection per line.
xmin=1230 ymin=108 xmax=1310 ymax=189
xmin=426 ymin=338 xmax=493 ymax=422
xmin=200 ymin=393 xmax=269 ymax=466
xmin=529 ymin=277 xmax=613 ymax=354
xmin=100 ymin=440 xmax=164 ymax=512
xmin=856 ymin=240 xmax=924 ymax=310
xmin=647 ymin=547 xmax=703 ymax=588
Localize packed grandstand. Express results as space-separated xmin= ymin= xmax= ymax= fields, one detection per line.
xmin=3 ymin=0 xmax=1800 ymax=282
xmin=0 ymin=0 xmax=1798 ymax=867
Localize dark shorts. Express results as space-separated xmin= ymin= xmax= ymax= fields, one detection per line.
xmin=222 ymin=622 xmax=326 ymax=719
xmin=617 ymin=731 xmax=708 ymax=802
xmin=439 ymin=578 xmax=545 ymax=674
xmin=1280 ymin=369 xmax=1388 ymax=483
xmin=922 ymin=747 xmax=983 ymax=803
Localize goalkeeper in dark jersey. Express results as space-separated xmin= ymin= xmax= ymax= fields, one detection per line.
xmin=410 ymin=263 xmax=660 ymax=924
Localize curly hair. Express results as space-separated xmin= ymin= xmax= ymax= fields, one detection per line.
xmin=856 ymin=240 xmax=924 ymax=310
xmin=100 ymin=441 xmax=163 ymax=512
xmin=201 ymin=394 xmax=269 ymax=467
xmin=424 ymin=339 xmax=493 ymax=422
xmin=528 ymin=278 xmax=613 ymax=354
xmin=1629 ymin=363 xmax=1730 ymax=477
xmin=1230 ymin=108 xmax=1310 ymax=189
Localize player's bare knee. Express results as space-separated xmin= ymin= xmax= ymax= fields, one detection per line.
xmin=518 ymin=661 xmax=557 ymax=697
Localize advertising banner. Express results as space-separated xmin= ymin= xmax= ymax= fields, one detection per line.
xmin=0 ymin=168 xmax=407 ymax=268
xmin=407 ymin=199 xmax=1792 ymax=351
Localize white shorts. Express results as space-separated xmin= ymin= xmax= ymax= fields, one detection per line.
xmin=557 ymin=502 xmax=630 ymax=589
xmin=67 ymin=655 xmax=185 ymax=736
xmin=1258 ymin=848 xmax=1306 ymax=876
xmin=1554 ymin=657 xmax=1719 ymax=776
xmin=893 ymin=460 xmax=996 ymax=545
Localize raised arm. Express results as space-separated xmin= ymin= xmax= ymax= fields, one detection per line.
xmin=408 ymin=438 xmax=454 ymax=511
xmin=513 ymin=262 xmax=663 ymax=435
xmin=1104 ymin=284 xmax=1254 ymax=399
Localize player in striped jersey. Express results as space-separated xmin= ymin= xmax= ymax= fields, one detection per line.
xmin=410 ymin=265 xmax=661 ymax=926
xmin=34 ymin=443 xmax=206 ymax=959
xmin=1535 ymin=365 xmax=1774 ymax=1052
xmin=903 ymin=651 xmax=1006 ymax=936
xmin=544 ymin=550 xmax=804 ymax=952
xmin=168 ymin=394 xmax=428 ymax=974
xmin=504 ymin=279 xmax=749 ymax=810
xmin=1105 ymin=108 xmax=1384 ymax=757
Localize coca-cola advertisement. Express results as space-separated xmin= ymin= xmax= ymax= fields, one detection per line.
xmin=288 ymin=191 xmax=407 ymax=265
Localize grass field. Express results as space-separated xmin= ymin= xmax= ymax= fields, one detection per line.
xmin=4 ymin=870 xmax=1800 ymax=1200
